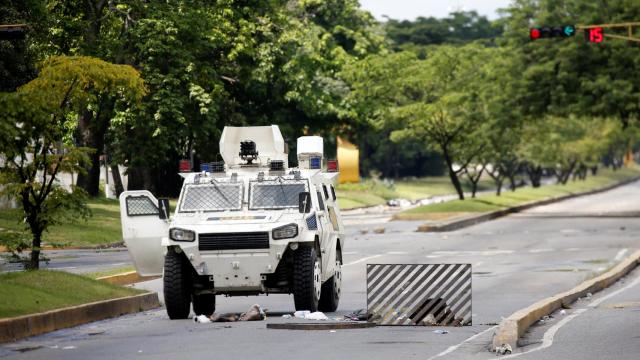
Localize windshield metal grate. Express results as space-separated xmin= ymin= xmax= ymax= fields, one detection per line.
xmin=249 ymin=179 xmax=308 ymax=210
xmin=180 ymin=183 xmax=243 ymax=212
xmin=126 ymin=195 xmax=159 ymax=216
xmin=199 ymin=232 xmax=269 ymax=251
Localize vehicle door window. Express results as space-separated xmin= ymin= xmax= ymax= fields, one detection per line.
xmin=316 ymin=191 xmax=325 ymax=211
xmin=322 ymin=184 xmax=329 ymax=200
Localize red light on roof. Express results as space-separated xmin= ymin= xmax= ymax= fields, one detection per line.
xmin=179 ymin=159 xmax=191 ymax=172
xmin=327 ymin=159 xmax=338 ymax=172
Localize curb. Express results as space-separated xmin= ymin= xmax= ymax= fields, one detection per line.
xmin=416 ymin=176 xmax=640 ymax=232
xmin=97 ymin=271 xmax=161 ymax=286
xmin=492 ymin=249 xmax=640 ymax=349
xmin=0 ymin=292 xmax=160 ymax=343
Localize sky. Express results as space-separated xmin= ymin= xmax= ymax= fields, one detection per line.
xmin=358 ymin=0 xmax=513 ymax=20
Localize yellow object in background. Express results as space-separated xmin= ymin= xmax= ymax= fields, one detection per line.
xmin=337 ymin=137 xmax=359 ymax=184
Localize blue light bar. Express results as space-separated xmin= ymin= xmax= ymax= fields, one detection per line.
xmin=309 ymin=156 xmax=321 ymax=169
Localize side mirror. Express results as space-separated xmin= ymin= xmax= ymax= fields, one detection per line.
xmin=158 ymin=198 xmax=170 ymax=220
xmin=299 ymin=192 xmax=312 ymax=213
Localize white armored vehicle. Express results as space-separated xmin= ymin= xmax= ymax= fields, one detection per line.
xmin=119 ymin=125 xmax=345 ymax=319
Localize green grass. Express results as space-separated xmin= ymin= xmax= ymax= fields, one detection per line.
xmin=396 ymin=166 xmax=640 ymax=218
xmin=336 ymin=176 xmax=494 ymax=209
xmin=0 ymin=198 xmax=122 ymax=248
xmin=0 ymin=270 xmax=145 ymax=318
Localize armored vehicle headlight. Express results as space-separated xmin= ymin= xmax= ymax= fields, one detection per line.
xmin=272 ymin=223 xmax=298 ymax=240
xmin=169 ymin=228 xmax=195 ymax=242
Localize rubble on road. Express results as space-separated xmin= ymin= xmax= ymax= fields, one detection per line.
xmin=495 ymin=343 xmax=512 ymax=355
xmin=194 ymin=304 xmax=266 ymax=323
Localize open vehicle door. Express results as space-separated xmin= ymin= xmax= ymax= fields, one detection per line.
xmin=119 ymin=191 xmax=169 ymax=276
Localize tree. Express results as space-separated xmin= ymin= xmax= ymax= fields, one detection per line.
xmin=0 ymin=55 xmax=145 ymax=269
xmin=385 ymin=11 xmax=503 ymax=50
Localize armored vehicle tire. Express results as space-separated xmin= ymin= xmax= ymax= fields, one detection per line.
xmin=293 ymin=246 xmax=321 ymax=312
xmin=193 ymin=294 xmax=215 ymax=316
xmin=164 ymin=247 xmax=192 ymax=319
xmin=319 ymin=249 xmax=342 ymax=312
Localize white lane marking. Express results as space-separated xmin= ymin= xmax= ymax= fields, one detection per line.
xmin=500 ymin=270 xmax=640 ymax=358
xmin=342 ymin=251 xmax=358 ymax=255
xmin=344 ymin=254 xmax=383 ymax=266
xmin=110 ymin=262 xmax=127 ymax=266
xmin=499 ymin=309 xmax=587 ymax=359
xmin=53 ymin=266 xmax=77 ymax=270
xmin=426 ymin=326 xmax=497 ymax=360
xmin=588 ymin=271 xmax=640 ymax=308
xmin=529 ymin=248 xmax=554 ymax=253
xmin=614 ymin=248 xmax=628 ymax=262
xmin=429 ymin=250 xmax=515 ymax=257
xmin=475 ymin=261 xmax=484 ymax=267
xmin=386 ymin=251 xmax=408 ymax=255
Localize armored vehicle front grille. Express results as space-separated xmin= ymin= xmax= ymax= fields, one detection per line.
xmin=198 ymin=232 xmax=270 ymax=251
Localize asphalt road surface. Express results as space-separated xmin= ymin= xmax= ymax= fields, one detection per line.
xmin=1 ymin=180 xmax=639 ymax=360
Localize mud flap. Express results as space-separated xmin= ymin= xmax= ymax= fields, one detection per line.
xmin=119 ymin=191 xmax=169 ymax=276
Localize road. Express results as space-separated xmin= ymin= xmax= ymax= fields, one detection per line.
xmin=1 ymin=180 xmax=639 ymax=359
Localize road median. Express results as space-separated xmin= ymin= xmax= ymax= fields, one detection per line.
xmin=412 ymin=175 xmax=640 ymax=232
xmin=0 ymin=292 xmax=160 ymax=343
xmin=492 ymin=249 xmax=640 ymax=350
xmin=96 ymin=270 xmax=161 ymax=285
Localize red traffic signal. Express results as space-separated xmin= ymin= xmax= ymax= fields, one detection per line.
xmin=530 ymin=28 xmax=541 ymax=40
xmin=585 ymin=27 xmax=604 ymax=43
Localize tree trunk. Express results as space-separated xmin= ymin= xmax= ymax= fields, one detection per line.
xmin=29 ymin=231 xmax=42 ymax=270
xmin=442 ymin=145 xmax=464 ymax=200
xmin=526 ymin=164 xmax=542 ymax=188
xmin=76 ymin=97 xmax=115 ymax=197
xmin=591 ymin=165 xmax=598 ymax=176
xmin=496 ymin=180 xmax=503 ymax=196
xmin=508 ymin=174 xmax=517 ymax=191
xmin=111 ymin=164 xmax=125 ymax=196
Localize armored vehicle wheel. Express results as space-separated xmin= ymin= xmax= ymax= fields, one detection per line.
xmin=293 ymin=246 xmax=321 ymax=312
xmin=319 ymin=248 xmax=342 ymax=312
xmin=164 ymin=247 xmax=191 ymax=319
xmin=193 ymin=293 xmax=215 ymax=316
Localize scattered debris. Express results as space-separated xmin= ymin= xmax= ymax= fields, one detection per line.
xmin=239 ymin=304 xmax=265 ymax=321
xmin=294 ymin=310 xmax=310 ymax=319
xmin=495 ymin=343 xmax=512 ymax=355
xmin=344 ymin=309 xmax=370 ymax=321
xmin=586 ymin=292 xmax=593 ymax=299
xmin=360 ymin=229 xmax=369 ymax=235
xmin=194 ymin=315 xmax=212 ymax=323
xmin=422 ymin=314 xmax=437 ymax=326
xmin=62 ymin=346 xmax=76 ymax=350
xmin=282 ymin=314 xmax=292 ymax=319
xmin=620 ymin=226 xmax=626 ymax=231
xmin=559 ymin=309 xmax=566 ymax=316
xmin=432 ymin=329 xmax=449 ymax=334
xmin=329 ymin=330 xmax=337 ymax=333
xmin=293 ymin=311 xmax=328 ymax=320
xmin=195 ymin=304 xmax=266 ymax=323
xmin=12 ymin=345 xmax=43 ymax=353
xmin=373 ymin=227 xmax=385 ymax=234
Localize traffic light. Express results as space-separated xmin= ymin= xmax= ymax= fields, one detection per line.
xmin=530 ymin=25 xmax=576 ymax=40
xmin=585 ymin=27 xmax=604 ymax=43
